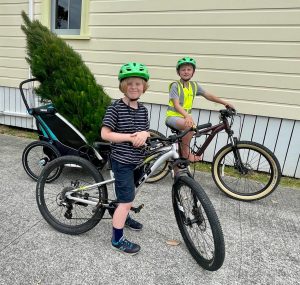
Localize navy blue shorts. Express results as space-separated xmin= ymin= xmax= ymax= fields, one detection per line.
xmin=111 ymin=158 xmax=138 ymax=203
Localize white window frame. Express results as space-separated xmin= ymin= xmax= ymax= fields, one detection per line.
xmin=41 ymin=0 xmax=90 ymax=39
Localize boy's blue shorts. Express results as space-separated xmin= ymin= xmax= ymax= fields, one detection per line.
xmin=111 ymin=158 xmax=138 ymax=203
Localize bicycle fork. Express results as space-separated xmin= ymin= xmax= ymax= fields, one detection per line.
xmin=228 ymin=137 xmax=248 ymax=174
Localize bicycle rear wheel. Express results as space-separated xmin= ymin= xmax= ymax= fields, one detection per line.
xmin=36 ymin=156 xmax=108 ymax=235
xmin=172 ymin=176 xmax=225 ymax=271
xmin=146 ymin=129 xmax=170 ymax=183
xmin=212 ymin=141 xmax=281 ymax=201
xmin=22 ymin=140 xmax=62 ymax=182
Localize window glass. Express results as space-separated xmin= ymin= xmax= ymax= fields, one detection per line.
xmin=69 ymin=1 xmax=82 ymax=29
xmin=52 ymin=0 xmax=82 ymax=35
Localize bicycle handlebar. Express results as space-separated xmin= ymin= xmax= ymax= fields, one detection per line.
xmin=147 ymin=122 xmax=212 ymax=146
xmin=220 ymin=107 xmax=237 ymax=118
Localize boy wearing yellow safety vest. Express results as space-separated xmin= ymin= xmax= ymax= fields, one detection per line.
xmin=165 ymin=57 xmax=235 ymax=162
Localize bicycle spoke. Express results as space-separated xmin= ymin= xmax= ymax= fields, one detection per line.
xmin=213 ymin=141 xmax=281 ymax=200
xmin=178 ymin=185 xmax=214 ymax=260
xmin=37 ymin=157 xmax=108 ymax=234
xmin=173 ymin=176 xmax=225 ymax=271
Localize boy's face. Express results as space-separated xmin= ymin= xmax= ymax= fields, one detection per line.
xmin=125 ymin=77 xmax=145 ymax=100
xmin=178 ymin=64 xmax=195 ymax=81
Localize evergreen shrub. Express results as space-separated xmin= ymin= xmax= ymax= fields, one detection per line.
xmin=21 ymin=11 xmax=111 ymax=143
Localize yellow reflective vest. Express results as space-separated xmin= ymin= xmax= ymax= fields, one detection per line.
xmin=166 ymin=80 xmax=198 ymax=118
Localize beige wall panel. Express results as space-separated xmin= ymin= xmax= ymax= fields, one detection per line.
xmin=0 ymin=47 xmax=26 ymax=59
xmin=148 ymin=67 xmax=300 ymax=91
xmin=90 ymin=26 xmax=300 ymax=42
xmin=90 ymin=10 xmax=300 ymax=26
xmin=70 ymin=39 xmax=300 ymax=58
xmin=193 ymin=70 xmax=300 ymax=90
xmin=0 ymin=0 xmax=27 ymax=88
xmin=0 ymin=15 xmax=23 ymax=26
xmin=200 ymin=84 xmax=300 ymax=105
xmin=0 ymin=57 xmax=27 ymax=69
xmin=0 ymin=4 xmax=28 ymax=15
xmin=0 ymin=27 xmax=24 ymax=37
xmin=91 ymin=0 xmax=300 ymax=12
xmin=0 ymin=37 xmax=25 ymax=48
xmin=35 ymin=2 xmax=42 ymax=15
xmin=0 ymin=67 xmax=27 ymax=79
xmin=196 ymin=57 xmax=300 ymax=74
xmin=81 ymin=51 xmax=300 ymax=74
xmin=0 ymin=77 xmax=23 ymax=87
xmin=1 ymin=0 xmax=27 ymax=4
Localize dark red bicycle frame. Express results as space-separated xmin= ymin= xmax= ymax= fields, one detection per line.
xmin=193 ymin=117 xmax=232 ymax=157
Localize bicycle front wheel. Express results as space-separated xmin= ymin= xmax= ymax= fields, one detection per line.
xmin=212 ymin=141 xmax=281 ymax=201
xmin=172 ymin=176 xmax=225 ymax=271
xmin=36 ymin=156 xmax=108 ymax=235
xmin=146 ymin=129 xmax=170 ymax=183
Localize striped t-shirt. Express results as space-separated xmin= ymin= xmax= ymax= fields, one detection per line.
xmin=102 ymin=99 xmax=149 ymax=164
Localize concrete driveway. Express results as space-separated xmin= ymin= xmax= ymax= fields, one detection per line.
xmin=0 ymin=134 xmax=299 ymax=285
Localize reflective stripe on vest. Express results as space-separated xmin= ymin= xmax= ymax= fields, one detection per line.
xmin=166 ymin=81 xmax=197 ymax=117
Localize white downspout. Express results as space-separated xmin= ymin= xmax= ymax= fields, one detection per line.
xmin=28 ymin=0 xmax=34 ymax=79
xmin=29 ymin=0 xmax=34 ymax=20
xmin=28 ymin=0 xmax=35 ymax=109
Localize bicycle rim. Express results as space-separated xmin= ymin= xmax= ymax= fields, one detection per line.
xmin=173 ymin=176 xmax=225 ymax=271
xmin=36 ymin=156 xmax=108 ymax=235
xmin=213 ymin=141 xmax=281 ymax=201
xmin=23 ymin=141 xmax=61 ymax=182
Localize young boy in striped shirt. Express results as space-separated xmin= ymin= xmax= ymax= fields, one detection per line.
xmin=101 ymin=62 xmax=150 ymax=255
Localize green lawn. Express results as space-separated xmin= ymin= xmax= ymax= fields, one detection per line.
xmin=0 ymin=125 xmax=38 ymax=140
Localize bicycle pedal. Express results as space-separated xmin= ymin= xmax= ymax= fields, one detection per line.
xmin=131 ymin=204 xmax=144 ymax=213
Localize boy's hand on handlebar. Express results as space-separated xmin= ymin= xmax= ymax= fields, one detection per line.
xmin=225 ymin=103 xmax=237 ymax=115
xmin=184 ymin=114 xmax=194 ymax=127
xmin=130 ymin=131 xmax=149 ymax=147
xmin=225 ymin=103 xmax=235 ymax=110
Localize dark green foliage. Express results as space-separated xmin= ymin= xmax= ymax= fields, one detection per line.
xmin=21 ymin=11 xmax=111 ymax=143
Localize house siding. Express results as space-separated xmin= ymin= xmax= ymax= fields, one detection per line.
xmin=1 ymin=0 xmax=300 ymax=119
xmin=70 ymin=0 xmax=300 ymax=120
xmin=0 ymin=1 xmax=28 ymax=87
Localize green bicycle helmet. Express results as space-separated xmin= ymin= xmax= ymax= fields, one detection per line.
xmin=118 ymin=62 xmax=150 ymax=82
xmin=176 ymin=57 xmax=196 ymax=70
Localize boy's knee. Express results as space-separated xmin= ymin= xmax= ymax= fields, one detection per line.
xmin=119 ymin=202 xmax=133 ymax=211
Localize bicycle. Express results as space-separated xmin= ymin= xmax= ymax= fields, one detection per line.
xmin=36 ymin=122 xmax=225 ymax=271
xmin=147 ymin=108 xmax=282 ymax=201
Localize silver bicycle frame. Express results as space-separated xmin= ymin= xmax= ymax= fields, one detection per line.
xmin=65 ymin=143 xmax=180 ymax=205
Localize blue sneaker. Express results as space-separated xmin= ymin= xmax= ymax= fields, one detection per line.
xmin=125 ymin=216 xmax=143 ymax=231
xmin=111 ymin=236 xmax=141 ymax=255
